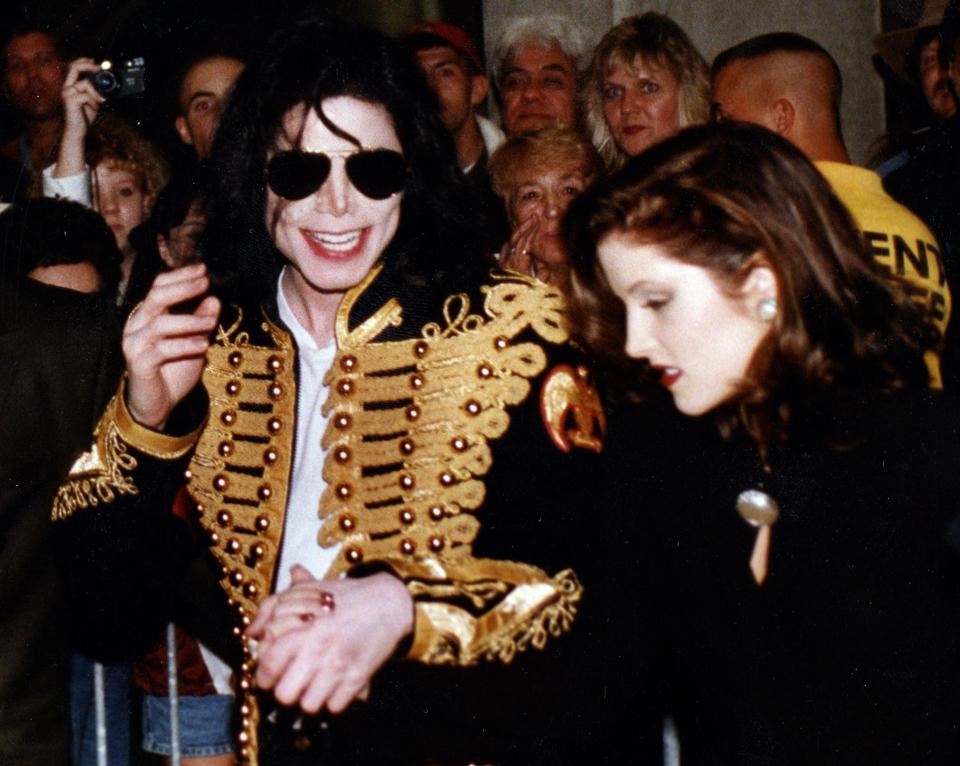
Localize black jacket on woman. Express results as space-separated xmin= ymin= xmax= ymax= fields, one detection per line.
xmin=606 ymin=392 xmax=960 ymax=765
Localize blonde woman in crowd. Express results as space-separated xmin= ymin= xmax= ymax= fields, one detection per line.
xmin=584 ymin=13 xmax=709 ymax=170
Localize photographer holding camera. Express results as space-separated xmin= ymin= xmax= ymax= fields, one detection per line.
xmin=43 ymin=57 xmax=168 ymax=312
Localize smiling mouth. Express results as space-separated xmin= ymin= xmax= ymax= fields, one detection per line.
xmin=301 ymin=228 xmax=366 ymax=257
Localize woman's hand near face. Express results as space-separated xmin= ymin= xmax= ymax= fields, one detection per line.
xmin=500 ymin=213 xmax=539 ymax=277
xmin=501 ymin=213 xmax=570 ymax=288
xmin=55 ymin=58 xmax=104 ymax=179
xmin=122 ymin=263 xmax=220 ymax=430
xmin=248 ymin=565 xmax=414 ymax=714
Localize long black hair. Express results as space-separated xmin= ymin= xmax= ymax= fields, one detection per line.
xmin=201 ymin=15 xmax=486 ymax=302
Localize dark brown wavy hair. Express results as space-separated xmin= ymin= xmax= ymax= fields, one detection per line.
xmin=567 ymin=122 xmax=932 ymax=451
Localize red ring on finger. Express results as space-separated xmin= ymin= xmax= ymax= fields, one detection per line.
xmin=318 ymin=590 xmax=335 ymax=612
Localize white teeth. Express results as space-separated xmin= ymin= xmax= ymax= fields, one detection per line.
xmin=304 ymin=229 xmax=361 ymax=251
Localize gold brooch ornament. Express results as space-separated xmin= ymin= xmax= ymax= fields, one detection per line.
xmin=736 ymin=488 xmax=780 ymax=585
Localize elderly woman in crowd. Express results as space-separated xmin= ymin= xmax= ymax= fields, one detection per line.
xmin=491 ymin=126 xmax=601 ymax=288
xmin=568 ymin=121 xmax=960 ymax=763
xmin=584 ymin=12 xmax=709 ymax=170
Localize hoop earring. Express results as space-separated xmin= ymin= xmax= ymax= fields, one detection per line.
xmin=758 ymin=297 xmax=778 ymax=323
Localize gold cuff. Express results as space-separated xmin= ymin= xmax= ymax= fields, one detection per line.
xmin=406 ymin=604 xmax=440 ymax=662
xmin=115 ymin=378 xmax=202 ymax=459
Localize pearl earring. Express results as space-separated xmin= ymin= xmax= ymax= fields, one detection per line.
xmin=758 ymin=297 xmax=778 ymax=323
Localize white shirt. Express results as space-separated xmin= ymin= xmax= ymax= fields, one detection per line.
xmin=41 ymin=165 xmax=92 ymax=207
xmin=273 ymin=270 xmax=341 ymax=593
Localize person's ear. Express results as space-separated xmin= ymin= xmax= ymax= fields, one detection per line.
xmin=156 ymin=233 xmax=176 ymax=268
xmin=771 ymin=98 xmax=794 ymax=135
xmin=175 ymin=115 xmax=194 ymax=146
xmin=142 ymin=194 xmax=154 ymax=220
xmin=470 ymin=73 xmax=489 ymax=108
xmin=741 ymin=260 xmax=780 ymax=323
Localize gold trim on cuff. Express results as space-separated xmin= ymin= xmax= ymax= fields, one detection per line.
xmin=115 ymin=377 xmax=202 ymax=459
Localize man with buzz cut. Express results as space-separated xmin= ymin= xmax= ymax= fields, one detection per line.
xmin=712 ymin=32 xmax=952 ymax=389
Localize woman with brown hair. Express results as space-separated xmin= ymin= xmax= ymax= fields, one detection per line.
xmin=584 ymin=13 xmax=709 ymax=171
xmin=568 ymin=122 xmax=960 ymax=763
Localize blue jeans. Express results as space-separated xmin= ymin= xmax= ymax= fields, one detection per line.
xmin=141 ymin=693 xmax=235 ymax=757
xmin=70 ymin=654 xmax=130 ymax=766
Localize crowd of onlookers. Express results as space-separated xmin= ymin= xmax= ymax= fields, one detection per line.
xmin=2 ymin=3 xmax=960 ymax=765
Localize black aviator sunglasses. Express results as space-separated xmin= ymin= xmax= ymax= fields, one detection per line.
xmin=267 ymin=148 xmax=407 ymax=201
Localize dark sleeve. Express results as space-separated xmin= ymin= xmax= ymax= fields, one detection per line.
xmin=51 ymin=380 xmax=217 ymax=660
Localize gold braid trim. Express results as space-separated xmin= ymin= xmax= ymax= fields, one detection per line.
xmin=186 ymin=307 xmax=296 ymax=618
xmin=320 ymin=271 xmax=570 ymax=578
xmin=316 ymin=269 xmax=583 ymax=668
xmin=407 ymin=567 xmax=583 ymax=665
xmin=113 ymin=377 xmax=204 ymax=458
xmin=52 ymin=380 xmax=204 ymax=521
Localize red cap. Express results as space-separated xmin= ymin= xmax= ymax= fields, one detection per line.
xmin=406 ymin=21 xmax=484 ymax=73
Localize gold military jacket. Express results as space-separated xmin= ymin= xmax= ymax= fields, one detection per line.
xmin=53 ymin=264 xmax=607 ymax=764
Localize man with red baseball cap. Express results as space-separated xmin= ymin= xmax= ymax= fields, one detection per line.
xmin=404 ymin=21 xmax=504 ymax=175
xmin=403 ymin=22 xmax=507 ymax=250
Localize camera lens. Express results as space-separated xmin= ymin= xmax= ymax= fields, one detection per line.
xmin=93 ymin=70 xmax=118 ymax=95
